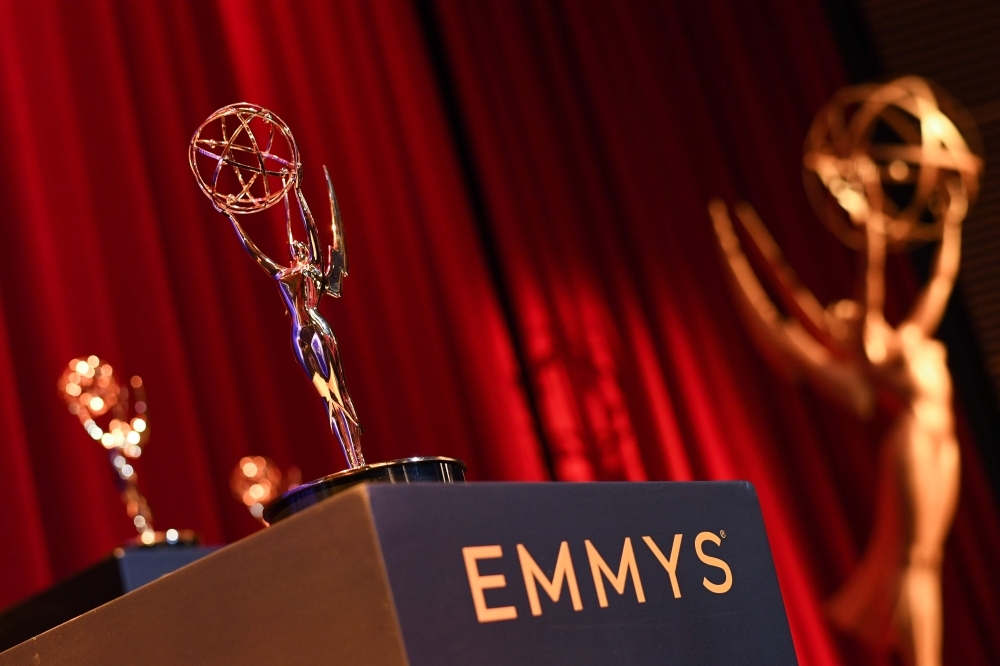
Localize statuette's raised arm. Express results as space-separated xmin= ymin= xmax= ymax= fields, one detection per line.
xmin=709 ymin=199 xmax=873 ymax=417
xmin=292 ymin=179 xmax=323 ymax=266
xmin=904 ymin=185 xmax=965 ymax=336
xmin=732 ymin=202 xmax=845 ymax=349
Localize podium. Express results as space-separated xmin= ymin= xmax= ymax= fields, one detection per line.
xmin=0 ymin=545 xmax=214 ymax=652
xmin=0 ymin=482 xmax=797 ymax=665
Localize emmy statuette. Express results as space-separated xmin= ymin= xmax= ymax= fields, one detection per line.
xmin=230 ymin=455 xmax=301 ymax=524
xmin=710 ymin=77 xmax=981 ymax=666
xmin=58 ymin=355 xmax=195 ymax=546
xmin=189 ymin=104 xmax=465 ymax=524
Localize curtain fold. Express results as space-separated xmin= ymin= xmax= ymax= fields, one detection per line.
xmin=0 ymin=1 xmax=997 ymax=663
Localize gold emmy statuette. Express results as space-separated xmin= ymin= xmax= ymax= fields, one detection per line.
xmin=189 ymin=104 xmax=466 ymax=524
xmin=230 ymin=455 xmax=301 ymax=524
xmin=58 ymin=355 xmax=195 ymax=546
xmin=709 ymin=77 xmax=982 ymax=666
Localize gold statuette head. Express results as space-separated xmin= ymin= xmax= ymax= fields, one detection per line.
xmin=803 ymin=76 xmax=982 ymax=249
xmin=231 ymin=455 xmax=301 ymax=524
xmin=58 ymin=355 xmax=148 ymax=459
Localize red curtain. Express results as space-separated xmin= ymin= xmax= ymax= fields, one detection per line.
xmin=0 ymin=1 xmax=997 ymax=663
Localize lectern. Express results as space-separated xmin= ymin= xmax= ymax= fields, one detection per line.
xmin=0 ymin=545 xmax=213 ymax=652
xmin=0 ymin=482 xmax=797 ymax=665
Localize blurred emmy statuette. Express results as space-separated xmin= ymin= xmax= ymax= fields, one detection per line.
xmin=58 ymin=355 xmax=195 ymax=546
xmin=230 ymin=456 xmax=301 ymax=524
xmin=189 ymin=103 xmax=465 ymax=524
xmin=709 ymin=77 xmax=982 ymax=666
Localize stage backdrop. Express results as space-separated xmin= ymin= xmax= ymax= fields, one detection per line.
xmin=0 ymin=1 xmax=996 ymax=664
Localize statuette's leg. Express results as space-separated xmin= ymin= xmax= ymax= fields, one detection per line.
xmin=894 ymin=413 xmax=960 ymax=666
xmin=330 ymin=405 xmax=364 ymax=468
xmin=296 ymin=320 xmax=364 ymax=469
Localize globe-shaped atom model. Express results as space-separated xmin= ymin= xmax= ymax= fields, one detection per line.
xmin=189 ymin=103 xmax=301 ymax=215
xmin=802 ymin=76 xmax=981 ymax=249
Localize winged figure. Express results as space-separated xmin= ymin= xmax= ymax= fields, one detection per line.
xmin=710 ymin=193 xmax=966 ymax=665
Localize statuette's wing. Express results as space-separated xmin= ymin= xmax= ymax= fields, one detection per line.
xmin=324 ymin=166 xmax=348 ymax=297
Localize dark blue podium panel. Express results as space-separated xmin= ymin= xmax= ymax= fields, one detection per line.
xmin=370 ymin=482 xmax=796 ymax=666
xmin=0 ymin=546 xmax=215 ymax=652
xmin=116 ymin=546 xmax=217 ymax=591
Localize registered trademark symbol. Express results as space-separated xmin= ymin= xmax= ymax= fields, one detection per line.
xmin=720 ymin=530 xmax=726 ymax=539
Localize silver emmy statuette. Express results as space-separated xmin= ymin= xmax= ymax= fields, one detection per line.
xmin=189 ymin=104 xmax=465 ymax=523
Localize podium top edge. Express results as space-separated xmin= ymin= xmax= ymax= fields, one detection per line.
xmin=361 ymin=479 xmax=757 ymax=488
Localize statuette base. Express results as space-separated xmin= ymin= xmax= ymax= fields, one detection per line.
xmin=263 ymin=457 xmax=466 ymax=524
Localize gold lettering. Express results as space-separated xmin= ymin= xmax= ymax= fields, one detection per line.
xmin=517 ymin=542 xmax=583 ymax=616
xmin=462 ymin=545 xmax=518 ymax=622
xmin=694 ymin=532 xmax=732 ymax=594
xmin=585 ymin=538 xmax=646 ymax=607
xmin=642 ymin=534 xmax=683 ymax=598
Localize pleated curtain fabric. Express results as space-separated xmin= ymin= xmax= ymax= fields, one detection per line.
xmin=0 ymin=1 xmax=997 ymax=664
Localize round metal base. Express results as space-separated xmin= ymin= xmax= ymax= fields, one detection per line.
xmin=262 ymin=456 xmax=467 ymax=524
